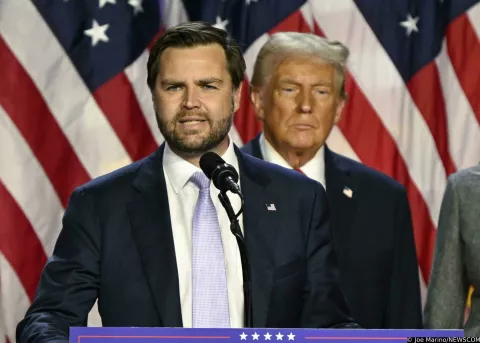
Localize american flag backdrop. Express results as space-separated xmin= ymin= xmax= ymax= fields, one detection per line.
xmin=1 ymin=0 xmax=480 ymax=340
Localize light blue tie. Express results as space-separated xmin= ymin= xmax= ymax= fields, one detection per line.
xmin=190 ymin=171 xmax=230 ymax=328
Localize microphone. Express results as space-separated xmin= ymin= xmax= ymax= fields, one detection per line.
xmin=199 ymin=152 xmax=242 ymax=195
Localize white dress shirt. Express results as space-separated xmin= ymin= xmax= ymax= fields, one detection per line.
xmin=163 ymin=137 xmax=244 ymax=328
xmin=259 ymin=132 xmax=326 ymax=189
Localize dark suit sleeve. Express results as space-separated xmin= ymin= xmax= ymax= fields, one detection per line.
xmin=384 ymin=188 xmax=423 ymax=328
xmin=300 ymin=183 xmax=360 ymax=328
xmin=16 ymin=188 xmax=101 ymax=343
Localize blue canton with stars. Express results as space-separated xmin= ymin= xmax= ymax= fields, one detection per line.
xmin=183 ymin=0 xmax=479 ymax=83
xmin=353 ymin=0 xmax=480 ymax=83
xmin=182 ymin=0 xmax=307 ymax=53
xmin=32 ymin=0 xmax=480 ymax=92
xmin=33 ymin=0 xmax=160 ymax=92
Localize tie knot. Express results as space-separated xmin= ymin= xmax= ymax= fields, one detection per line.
xmin=190 ymin=171 xmax=211 ymax=190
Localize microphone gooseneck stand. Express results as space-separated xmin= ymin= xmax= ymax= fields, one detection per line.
xmin=218 ymin=191 xmax=253 ymax=328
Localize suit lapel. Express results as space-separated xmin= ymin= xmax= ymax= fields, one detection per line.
xmin=324 ymin=146 xmax=359 ymax=257
xmin=126 ymin=145 xmax=183 ymax=327
xmin=244 ymin=134 xmax=264 ymax=160
xmin=236 ymin=148 xmax=277 ymax=328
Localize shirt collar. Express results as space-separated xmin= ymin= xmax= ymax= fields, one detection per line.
xmin=259 ymin=132 xmax=326 ymax=187
xmin=163 ymin=136 xmax=239 ymax=194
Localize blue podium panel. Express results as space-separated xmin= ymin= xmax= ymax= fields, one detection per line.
xmin=70 ymin=327 xmax=464 ymax=343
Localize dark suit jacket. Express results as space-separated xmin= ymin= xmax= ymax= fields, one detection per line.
xmin=17 ymin=144 xmax=359 ymax=343
xmin=241 ymin=135 xmax=423 ymax=329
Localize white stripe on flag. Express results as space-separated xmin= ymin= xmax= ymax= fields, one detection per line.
xmin=419 ymin=266 xmax=428 ymax=309
xmin=1 ymin=253 xmax=31 ymax=343
xmin=300 ymin=2 xmax=314 ymax=31
xmin=125 ymin=51 xmax=165 ymax=146
xmin=326 ymin=126 xmax=361 ymax=163
xmin=436 ymin=40 xmax=480 ymax=170
xmin=0 ymin=293 xmax=6 ymax=343
xmin=161 ymin=0 xmax=189 ymax=28
xmin=467 ymin=2 xmax=480 ymax=41
xmin=0 ymin=0 xmax=131 ymax=179
xmin=310 ymin=0 xmax=447 ymax=227
xmin=0 ymin=105 xmax=63 ymax=257
xmin=243 ymin=33 xmax=270 ymax=82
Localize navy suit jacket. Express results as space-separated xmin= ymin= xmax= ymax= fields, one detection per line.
xmin=17 ymin=144 xmax=358 ymax=343
xmin=241 ymin=135 xmax=423 ymax=329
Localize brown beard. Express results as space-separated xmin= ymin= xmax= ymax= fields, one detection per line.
xmin=155 ymin=104 xmax=234 ymax=157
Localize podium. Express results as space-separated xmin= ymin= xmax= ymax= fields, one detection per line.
xmin=70 ymin=327 xmax=463 ymax=343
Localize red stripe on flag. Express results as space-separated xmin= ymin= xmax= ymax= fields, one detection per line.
xmin=0 ymin=37 xmax=90 ymax=207
xmin=407 ymin=62 xmax=457 ymax=175
xmin=0 ymin=182 xmax=47 ymax=301
xmin=93 ymin=73 xmax=158 ymax=161
xmin=314 ymin=22 xmax=436 ymax=282
xmin=341 ymin=75 xmax=436 ymax=282
xmin=268 ymin=9 xmax=313 ymax=34
xmin=446 ymin=14 xmax=480 ymax=124
xmin=235 ymin=79 xmax=263 ymax=143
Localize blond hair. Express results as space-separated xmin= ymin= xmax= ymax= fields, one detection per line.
xmin=250 ymin=32 xmax=349 ymax=99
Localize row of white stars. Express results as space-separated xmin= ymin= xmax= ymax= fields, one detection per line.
xmin=240 ymin=332 xmax=295 ymax=340
xmin=214 ymin=12 xmax=421 ymax=36
xmin=81 ymin=0 xmax=143 ymax=46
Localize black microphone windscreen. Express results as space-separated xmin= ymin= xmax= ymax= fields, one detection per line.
xmin=199 ymin=152 xmax=225 ymax=179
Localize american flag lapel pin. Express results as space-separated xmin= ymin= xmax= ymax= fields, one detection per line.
xmin=343 ymin=186 xmax=353 ymax=198
xmin=266 ymin=203 xmax=276 ymax=211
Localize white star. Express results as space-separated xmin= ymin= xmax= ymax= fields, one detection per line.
xmin=240 ymin=332 xmax=248 ymax=340
xmin=287 ymin=333 xmax=295 ymax=341
xmin=212 ymin=16 xmax=229 ymax=31
xmin=276 ymin=333 xmax=284 ymax=340
xmin=245 ymin=0 xmax=258 ymax=5
xmin=252 ymin=332 xmax=259 ymax=340
xmin=99 ymin=0 xmax=115 ymax=8
xmin=84 ymin=20 xmax=109 ymax=46
xmin=399 ymin=13 xmax=419 ymax=36
xmin=128 ymin=0 xmax=143 ymax=15
xmin=264 ymin=333 xmax=272 ymax=340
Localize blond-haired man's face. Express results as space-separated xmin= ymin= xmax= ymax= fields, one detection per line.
xmin=252 ymin=55 xmax=344 ymax=155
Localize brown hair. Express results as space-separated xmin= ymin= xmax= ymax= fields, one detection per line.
xmin=147 ymin=21 xmax=246 ymax=91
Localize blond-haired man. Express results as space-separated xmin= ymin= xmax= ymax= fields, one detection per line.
xmin=242 ymin=32 xmax=422 ymax=329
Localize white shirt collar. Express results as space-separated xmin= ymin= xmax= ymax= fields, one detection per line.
xmin=163 ymin=136 xmax=239 ymax=193
xmin=259 ymin=132 xmax=326 ymax=188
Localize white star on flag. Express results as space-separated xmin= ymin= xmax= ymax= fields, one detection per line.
xmin=128 ymin=0 xmax=143 ymax=15
xmin=400 ymin=13 xmax=419 ymax=36
xmin=287 ymin=333 xmax=295 ymax=341
xmin=84 ymin=19 xmax=109 ymax=46
xmin=213 ymin=16 xmax=229 ymax=31
xmin=264 ymin=332 xmax=272 ymax=340
xmin=276 ymin=332 xmax=284 ymax=340
xmin=99 ymin=0 xmax=115 ymax=8
xmin=252 ymin=332 xmax=259 ymax=340
xmin=240 ymin=332 xmax=248 ymax=340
